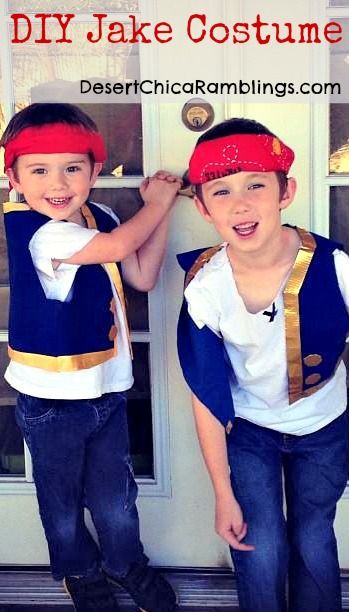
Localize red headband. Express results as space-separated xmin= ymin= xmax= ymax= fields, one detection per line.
xmin=4 ymin=123 xmax=107 ymax=171
xmin=188 ymin=134 xmax=294 ymax=184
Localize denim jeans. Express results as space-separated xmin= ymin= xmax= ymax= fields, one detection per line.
xmin=16 ymin=392 xmax=146 ymax=580
xmin=227 ymin=413 xmax=349 ymax=612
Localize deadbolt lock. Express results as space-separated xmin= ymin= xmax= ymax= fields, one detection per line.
xmin=181 ymin=98 xmax=215 ymax=132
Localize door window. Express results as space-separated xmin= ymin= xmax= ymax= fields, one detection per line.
xmin=328 ymin=9 xmax=349 ymax=376
xmin=0 ymin=1 xmax=169 ymax=492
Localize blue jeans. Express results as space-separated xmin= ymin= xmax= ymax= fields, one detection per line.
xmin=227 ymin=413 xmax=349 ymax=612
xmin=16 ymin=392 xmax=146 ymax=580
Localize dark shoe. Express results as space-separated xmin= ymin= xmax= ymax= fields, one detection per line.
xmin=106 ymin=562 xmax=177 ymax=612
xmin=64 ymin=573 xmax=120 ymax=611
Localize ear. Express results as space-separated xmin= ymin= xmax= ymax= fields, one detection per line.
xmin=89 ymin=162 xmax=103 ymax=186
xmin=279 ymin=177 xmax=297 ymax=211
xmin=193 ymin=195 xmax=213 ymax=224
xmin=6 ymin=168 xmax=23 ymax=193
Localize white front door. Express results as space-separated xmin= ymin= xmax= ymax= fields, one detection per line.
xmin=0 ymin=0 xmax=348 ymax=572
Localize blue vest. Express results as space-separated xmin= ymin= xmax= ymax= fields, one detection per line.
xmin=4 ymin=201 xmax=125 ymax=372
xmin=177 ymin=228 xmax=349 ymax=431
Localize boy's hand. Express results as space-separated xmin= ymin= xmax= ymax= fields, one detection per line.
xmin=140 ymin=170 xmax=182 ymax=211
xmin=215 ymin=493 xmax=255 ymax=551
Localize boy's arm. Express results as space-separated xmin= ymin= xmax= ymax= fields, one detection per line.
xmin=121 ymin=172 xmax=179 ymax=291
xmin=58 ymin=173 xmax=181 ymax=267
xmin=192 ymin=393 xmax=254 ymax=551
xmin=121 ymin=216 xmax=170 ymax=291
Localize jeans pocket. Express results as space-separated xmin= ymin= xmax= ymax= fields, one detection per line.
xmin=17 ymin=393 xmax=56 ymax=423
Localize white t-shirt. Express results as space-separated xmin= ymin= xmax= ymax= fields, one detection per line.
xmin=5 ymin=203 xmax=133 ymax=399
xmin=184 ymin=245 xmax=349 ymax=436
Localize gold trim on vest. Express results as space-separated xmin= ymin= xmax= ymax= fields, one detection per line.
xmin=185 ymin=245 xmax=224 ymax=289
xmin=8 ymin=345 xmax=116 ymax=372
xmin=81 ymin=203 xmax=97 ymax=229
xmin=283 ymin=228 xmax=316 ymax=404
xmin=104 ymin=262 xmax=132 ymax=358
xmin=82 ymin=203 xmax=132 ymax=358
xmin=3 ymin=202 xmax=31 ymax=213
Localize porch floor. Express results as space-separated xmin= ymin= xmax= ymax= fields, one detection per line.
xmin=1 ymin=569 xmax=349 ymax=610
xmin=0 ymin=605 xmax=240 ymax=612
xmin=0 ymin=569 xmax=239 ymax=610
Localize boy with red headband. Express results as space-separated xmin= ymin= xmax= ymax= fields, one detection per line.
xmin=1 ymin=103 xmax=180 ymax=612
xmin=177 ymin=118 xmax=349 ymax=612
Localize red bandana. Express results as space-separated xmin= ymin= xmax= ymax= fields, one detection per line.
xmin=188 ymin=134 xmax=294 ymax=184
xmin=4 ymin=123 xmax=107 ymax=171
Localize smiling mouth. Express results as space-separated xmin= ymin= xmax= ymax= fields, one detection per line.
xmin=46 ymin=197 xmax=72 ymax=208
xmin=233 ymin=222 xmax=258 ymax=236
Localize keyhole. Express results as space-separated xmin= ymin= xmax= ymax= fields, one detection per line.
xmin=192 ymin=116 xmax=202 ymax=127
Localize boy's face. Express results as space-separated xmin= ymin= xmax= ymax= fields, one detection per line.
xmin=194 ymin=171 xmax=296 ymax=256
xmin=6 ymin=152 xmax=102 ymax=222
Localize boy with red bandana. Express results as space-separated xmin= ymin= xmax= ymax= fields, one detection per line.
xmin=1 ymin=102 xmax=180 ymax=612
xmin=177 ymin=117 xmax=349 ymax=612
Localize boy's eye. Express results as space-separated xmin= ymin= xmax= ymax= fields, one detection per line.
xmin=212 ymin=189 xmax=229 ymax=197
xmin=32 ymin=168 xmax=47 ymax=175
xmin=248 ymin=183 xmax=265 ymax=190
xmin=66 ymin=165 xmax=81 ymax=173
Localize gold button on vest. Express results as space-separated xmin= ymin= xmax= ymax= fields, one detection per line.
xmin=303 ymin=354 xmax=322 ymax=367
xmin=304 ymin=373 xmax=321 ymax=385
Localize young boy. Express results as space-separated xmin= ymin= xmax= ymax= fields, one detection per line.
xmin=1 ymin=102 xmax=181 ymax=612
xmin=177 ymin=117 xmax=349 ymax=612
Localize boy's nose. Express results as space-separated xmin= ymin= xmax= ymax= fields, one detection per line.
xmin=50 ymin=172 xmax=69 ymax=189
xmin=231 ymin=194 xmax=250 ymax=214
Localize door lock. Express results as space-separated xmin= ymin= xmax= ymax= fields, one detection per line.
xmin=181 ymin=98 xmax=215 ymax=132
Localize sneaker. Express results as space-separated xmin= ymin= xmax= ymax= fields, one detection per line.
xmin=64 ymin=573 xmax=120 ymax=611
xmin=106 ymin=562 xmax=177 ymax=612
